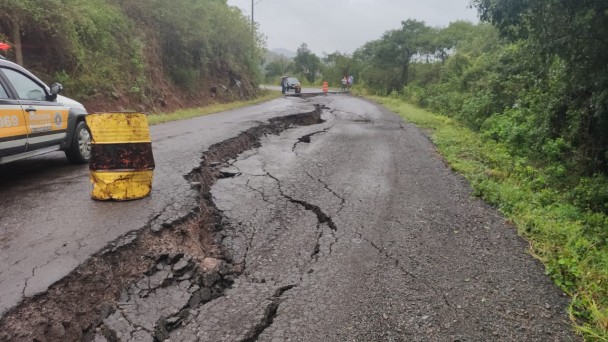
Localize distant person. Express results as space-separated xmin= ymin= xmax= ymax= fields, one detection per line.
xmin=341 ymin=76 xmax=347 ymax=91
xmin=281 ymin=76 xmax=288 ymax=94
xmin=348 ymin=75 xmax=354 ymax=90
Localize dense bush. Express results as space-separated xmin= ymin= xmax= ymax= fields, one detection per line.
xmin=0 ymin=0 xmax=263 ymax=109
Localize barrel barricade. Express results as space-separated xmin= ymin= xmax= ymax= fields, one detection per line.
xmin=85 ymin=113 xmax=155 ymax=201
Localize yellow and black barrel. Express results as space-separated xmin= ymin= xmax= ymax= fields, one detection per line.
xmin=85 ymin=113 xmax=155 ymax=201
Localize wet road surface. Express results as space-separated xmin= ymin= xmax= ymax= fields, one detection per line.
xmin=166 ymin=96 xmax=574 ymax=341
xmin=0 ymin=97 xmax=314 ymax=316
xmin=0 ymin=94 xmax=576 ymax=341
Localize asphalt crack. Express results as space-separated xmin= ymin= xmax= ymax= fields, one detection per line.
xmin=21 ymin=257 xmax=55 ymax=298
xmin=20 ymin=269 xmax=35 ymax=298
xmin=240 ymin=284 xmax=297 ymax=342
xmin=356 ymin=232 xmax=455 ymax=312
xmin=261 ymin=170 xmax=340 ymax=274
xmin=304 ymin=169 xmax=346 ymax=214
xmin=0 ymin=107 xmax=325 ymax=342
xmin=291 ymin=126 xmax=333 ymax=152
xmin=330 ymin=109 xmax=372 ymax=124
xmin=266 ymin=172 xmax=337 ymax=231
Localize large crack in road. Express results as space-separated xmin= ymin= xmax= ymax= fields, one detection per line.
xmin=0 ymin=95 xmax=577 ymax=341
xmin=0 ymin=106 xmax=325 ymax=342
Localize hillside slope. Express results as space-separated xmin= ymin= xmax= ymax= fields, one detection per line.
xmin=0 ymin=0 xmax=263 ymax=113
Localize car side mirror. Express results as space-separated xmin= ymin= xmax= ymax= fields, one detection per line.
xmin=50 ymin=83 xmax=63 ymax=95
xmin=48 ymin=83 xmax=63 ymax=101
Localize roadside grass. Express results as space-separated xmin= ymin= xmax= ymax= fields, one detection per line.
xmin=370 ymin=96 xmax=608 ymax=341
xmin=147 ymin=90 xmax=282 ymax=125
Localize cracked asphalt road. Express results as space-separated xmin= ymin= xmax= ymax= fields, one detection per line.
xmin=173 ymin=95 xmax=575 ymax=341
xmin=0 ymin=97 xmax=314 ymax=316
xmin=0 ymin=94 xmax=577 ymax=341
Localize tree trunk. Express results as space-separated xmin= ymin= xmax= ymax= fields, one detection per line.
xmin=11 ymin=20 xmax=23 ymax=66
xmin=401 ymin=61 xmax=409 ymax=87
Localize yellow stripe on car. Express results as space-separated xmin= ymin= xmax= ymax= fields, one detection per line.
xmin=0 ymin=107 xmax=26 ymax=139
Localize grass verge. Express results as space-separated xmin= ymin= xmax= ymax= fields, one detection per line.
xmin=370 ymin=96 xmax=608 ymax=341
xmin=147 ymin=90 xmax=282 ymax=125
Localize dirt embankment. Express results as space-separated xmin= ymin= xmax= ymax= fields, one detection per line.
xmin=82 ymin=67 xmax=259 ymax=114
xmin=80 ymin=31 xmax=260 ymax=114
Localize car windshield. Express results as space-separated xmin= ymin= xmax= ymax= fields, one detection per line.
xmin=287 ymin=77 xmax=299 ymax=84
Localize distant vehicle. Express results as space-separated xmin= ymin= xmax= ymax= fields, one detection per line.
xmin=280 ymin=76 xmax=301 ymax=94
xmin=0 ymin=58 xmax=91 ymax=164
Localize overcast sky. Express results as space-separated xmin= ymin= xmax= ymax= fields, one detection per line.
xmin=226 ymin=0 xmax=479 ymax=56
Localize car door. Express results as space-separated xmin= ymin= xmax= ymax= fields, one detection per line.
xmin=1 ymin=67 xmax=69 ymax=152
xmin=0 ymin=74 xmax=27 ymax=158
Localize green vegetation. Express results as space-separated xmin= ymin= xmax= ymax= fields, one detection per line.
xmin=373 ymin=97 xmax=608 ymax=340
xmin=147 ymin=90 xmax=282 ymax=125
xmin=331 ymin=1 xmax=608 ymax=339
xmin=263 ymin=52 xmax=292 ymax=83
xmin=292 ymin=43 xmax=321 ymax=84
xmin=2 ymin=0 xmax=606 ymax=338
xmin=0 ymin=0 xmax=264 ymax=110
xmin=264 ymin=45 xmax=357 ymax=87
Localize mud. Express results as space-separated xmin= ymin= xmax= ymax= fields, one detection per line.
xmin=0 ymin=106 xmax=323 ymax=342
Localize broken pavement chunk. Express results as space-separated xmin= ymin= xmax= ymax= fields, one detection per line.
xmin=219 ymin=167 xmax=241 ymax=178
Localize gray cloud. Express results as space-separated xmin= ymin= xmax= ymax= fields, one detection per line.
xmin=227 ymin=0 xmax=479 ymax=55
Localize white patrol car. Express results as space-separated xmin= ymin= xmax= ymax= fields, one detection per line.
xmin=0 ymin=57 xmax=91 ymax=164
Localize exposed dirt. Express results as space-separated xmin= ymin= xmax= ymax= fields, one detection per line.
xmin=0 ymin=107 xmax=323 ymax=342
xmin=2 ymin=23 xmax=257 ymax=115
xmin=81 ymin=72 xmax=257 ymax=115
xmin=80 ymin=29 xmax=259 ymax=115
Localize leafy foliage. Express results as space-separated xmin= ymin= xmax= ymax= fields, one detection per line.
xmin=0 ymin=0 xmax=263 ymax=108
xmin=350 ymin=19 xmax=434 ymax=93
xmin=472 ymin=0 xmax=608 ymax=174
xmin=321 ymin=51 xmax=359 ymax=88
xmin=293 ymin=43 xmax=321 ymax=83
xmin=263 ymin=52 xmax=293 ymax=83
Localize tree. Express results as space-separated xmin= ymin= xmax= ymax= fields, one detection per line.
xmin=473 ymin=0 xmax=608 ymax=172
xmin=293 ymin=43 xmax=321 ymax=83
xmin=264 ymin=54 xmax=292 ymax=81
xmin=0 ymin=0 xmax=46 ymax=66
xmin=351 ymin=19 xmax=434 ymax=92
xmin=432 ymin=21 xmax=481 ymax=64
xmin=321 ymin=52 xmax=358 ymax=87
xmin=380 ymin=19 xmax=433 ymax=87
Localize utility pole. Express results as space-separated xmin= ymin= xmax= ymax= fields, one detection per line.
xmin=251 ymin=0 xmax=263 ymax=34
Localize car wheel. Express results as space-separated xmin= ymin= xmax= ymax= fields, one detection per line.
xmin=66 ymin=121 xmax=91 ymax=164
xmin=295 ymin=88 xmax=301 ymax=94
